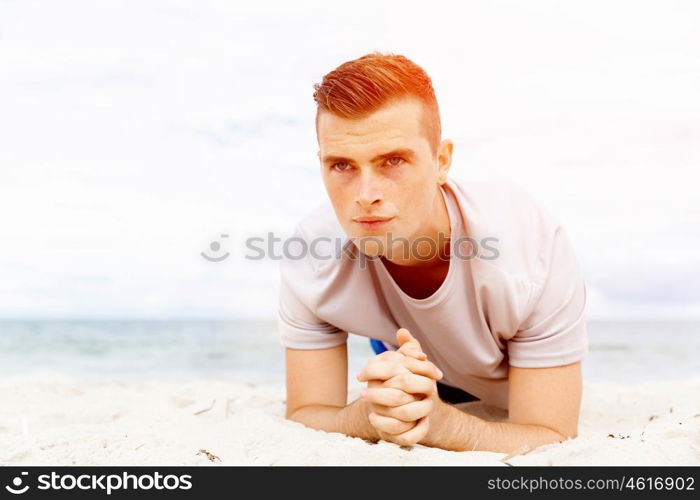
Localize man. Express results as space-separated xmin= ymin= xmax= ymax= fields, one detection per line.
xmin=277 ymin=52 xmax=588 ymax=453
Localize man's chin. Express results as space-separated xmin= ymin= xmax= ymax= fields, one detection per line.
xmin=350 ymin=236 xmax=387 ymax=258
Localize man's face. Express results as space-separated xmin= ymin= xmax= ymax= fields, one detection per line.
xmin=317 ymin=96 xmax=451 ymax=258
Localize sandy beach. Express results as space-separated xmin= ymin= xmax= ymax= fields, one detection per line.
xmin=1 ymin=373 xmax=698 ymax=466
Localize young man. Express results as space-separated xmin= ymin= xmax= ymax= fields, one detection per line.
xmin=278 ymin=52 xmax=588 ymax=453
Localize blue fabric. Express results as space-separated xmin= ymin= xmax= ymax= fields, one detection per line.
xmin=369 ymin=338 xmax=388 ymax=355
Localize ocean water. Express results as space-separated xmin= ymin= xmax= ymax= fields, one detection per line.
xmin=0 ymin=320 xmax=697 ymax=384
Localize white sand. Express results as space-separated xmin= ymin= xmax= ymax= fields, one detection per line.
xmin=1 ymin=373 xmax=698 ymax=466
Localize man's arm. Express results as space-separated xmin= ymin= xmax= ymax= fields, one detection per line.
xmin=422 ymin=362 xmax=582 ymax=453
xmin=285 ymin=332 xmax=443 ymax=443
xmin=285 ymin=342 xmax=380 ymax=440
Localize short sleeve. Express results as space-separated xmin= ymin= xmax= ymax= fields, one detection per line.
xmin=507 ymin=225 xmax=589 ymax=368
xmin=278 ymin=277 xmax=348 ymax=349
xmin=277 ymin=224 xmax=348 ymax=350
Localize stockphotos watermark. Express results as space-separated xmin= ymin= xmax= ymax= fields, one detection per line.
xmin=4 ymin=470 xmax=192 ymax=495
xmin=201 ymin=231 xmax=499 ymax=267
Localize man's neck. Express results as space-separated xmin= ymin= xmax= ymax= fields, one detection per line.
xmin=379 ymin=186 xmax=452 ymax=300
xmin=382 ymin=185 xmax=451 ymax=269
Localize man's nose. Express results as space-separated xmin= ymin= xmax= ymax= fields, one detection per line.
xmin=355 ymin=174 xmax=382 ymax=208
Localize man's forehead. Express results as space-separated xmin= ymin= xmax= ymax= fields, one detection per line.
xmin=318 ymin=98 xmax=425 ymax=136
xmin=317 ymin=124 xmax=419 ymax=150
xmin=318 ymin=128 xmax=425 ymax=162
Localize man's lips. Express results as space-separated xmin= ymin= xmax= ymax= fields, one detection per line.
xmin=354 ymin=216 xmax=394 ymax=222
xmin=353 ymin=216 xmax=395 ymax=229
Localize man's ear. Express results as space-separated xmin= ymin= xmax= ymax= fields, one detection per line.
xmin=437 ymin=139 xmax=454 ymax=185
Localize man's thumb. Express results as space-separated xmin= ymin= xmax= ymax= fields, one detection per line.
xmin=396 ymin=327 xmax=419 ymax=347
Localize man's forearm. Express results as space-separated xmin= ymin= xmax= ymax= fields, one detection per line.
xmin=424 ymin=402 xmax=568 ymax=453
xmin=288 ymin=397 xmax=380 ymax=441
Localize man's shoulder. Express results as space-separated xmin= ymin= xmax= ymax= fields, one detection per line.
xmin=293 ymin=200 xmax=346 ymax=242
xmin=449 ymin=177 xmax=564 ymax=283
xmin=281 ymin=200 xmax=351 ymax=278
xmin=450 ymin=176 xmax=560 ymax=233
xmin=450 ymin=177 xmax=549 ymax=220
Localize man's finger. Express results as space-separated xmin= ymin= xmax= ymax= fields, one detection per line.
xmin=371 ymin=398 xmax=433 ymax=422
xmin=368 ymin=412 xmax=415 ymax=435
xmin=357 ymin=360 xmax=406 ymax=382
xmin=396 ymin=328 xmax=421 ymax=351
xmin=358 ymin=358 xmax=441 ymax=382
xmin=397 ymin=342 xmax=427 ymax=360
xmin=391 ymin=416 xmax=430 ymax=447
xmin=403 ymin=356 xmax=443 ymax=380
xmin=363 ymin=387 xmax=419 ymax=407
xmin=383 ymin=372 xmax=436 ymax=397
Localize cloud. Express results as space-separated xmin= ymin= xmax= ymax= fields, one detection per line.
xmin=1 ymin=0 xmax=698 ymax=319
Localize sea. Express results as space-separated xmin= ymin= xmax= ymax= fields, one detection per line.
xmin=0 ymin=320 xmax=697 ymax=385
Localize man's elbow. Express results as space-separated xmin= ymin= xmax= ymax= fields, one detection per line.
xmin=560 ymin=420 xmax=580 ymax=440
xmin=285 ymin=404 xmax=306 ymax=421
xmin=544 ymin=424 xmax=578 ymax=442
xmin=285 ymin=403 xmax=324 ymax=422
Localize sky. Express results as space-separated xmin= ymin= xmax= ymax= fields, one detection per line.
xmin=0 ymin=0 xmax=698 ymax=320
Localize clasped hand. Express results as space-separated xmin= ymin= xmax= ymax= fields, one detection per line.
xmin=356 ymin=328 xmax=444 ymax=447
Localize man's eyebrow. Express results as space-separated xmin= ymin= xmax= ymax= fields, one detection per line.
xmin=321 ymin=148 xmax=416 ymax=165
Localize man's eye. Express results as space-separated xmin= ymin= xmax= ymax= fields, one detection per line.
xmin=332 ymin=162 xmax=351 ymax=172
xmin=386 ymin=157 xmax=404 ymax=167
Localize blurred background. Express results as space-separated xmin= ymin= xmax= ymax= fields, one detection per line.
xmin=0 ymin=0 xmax=698 ymax=385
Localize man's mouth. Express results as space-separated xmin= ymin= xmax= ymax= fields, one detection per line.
xmin=354 ymin=216 xmax=395 ymax=230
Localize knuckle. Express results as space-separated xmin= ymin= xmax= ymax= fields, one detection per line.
xmin=369 ymin=389 xmax=383 ymax=403
xmin=376 ymin=352 xmax=391 ymax=362
xmin=385 ymin=391 xmax=400 ymax=406
xmin=393 ymin=437 xmax=409 ymax=447
xmin=395 ymin=392 xmax=409 ymax=405
xmin=368 ymin=380 xmax=382 ymax=389
xmin=400 ymin=391 xmax=415 ymax=405
xmin=387 ymin=419 xmax=403 ymax=432
xmin=395 ymin=435 xmax=416 ymax=447
xmin=390 ymin=359 xmax=404 ymax=371
xmin=382 ymin=420 xmax=398 ymax=433
xmin=395 ymin=419 xmax=412 ymax=433
xmin=393 ymin=405 xmax=409 ymax=421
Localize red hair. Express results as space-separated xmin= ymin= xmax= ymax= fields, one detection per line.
xmin=313 ymin=52 xmax=441 ymax=155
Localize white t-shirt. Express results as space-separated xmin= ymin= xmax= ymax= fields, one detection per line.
xmin=277 ymin=176 xmax=589 ymax=409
